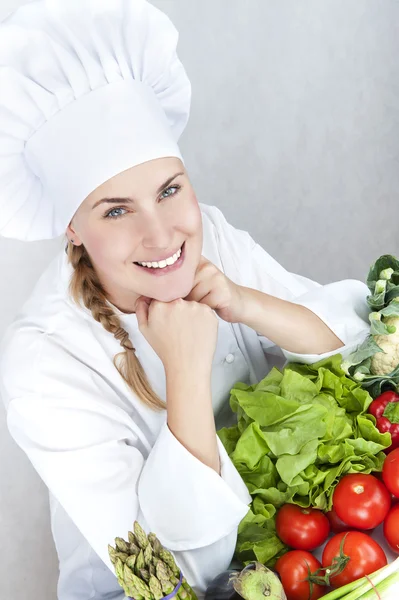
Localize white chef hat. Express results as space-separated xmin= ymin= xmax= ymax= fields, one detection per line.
xmin=0 ymin=0 xmax=191 ymax=241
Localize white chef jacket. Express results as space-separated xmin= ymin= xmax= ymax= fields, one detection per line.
xmin=0 ymin=204 xmax=370 ymax=600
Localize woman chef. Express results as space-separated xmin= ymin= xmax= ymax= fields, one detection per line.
xmin=0 ymin=1 xmax=370 ymax=599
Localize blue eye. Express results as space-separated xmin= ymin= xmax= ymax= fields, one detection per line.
xmin=104 ymin=207 xmax=127 ymax=220
xmin=160 ymin=185 xmax=181 ymax=199
xmin=103 ymin=184 xmax=181 ymax=220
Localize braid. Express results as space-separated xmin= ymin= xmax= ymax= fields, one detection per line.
xmin=65 ymin=239 xmax=166 ymax=411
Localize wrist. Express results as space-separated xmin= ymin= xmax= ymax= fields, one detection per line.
xmin=235 ymin=285 xmax=258 ymax=327
xmin=165 ymin=361 xmax=212 ymax=385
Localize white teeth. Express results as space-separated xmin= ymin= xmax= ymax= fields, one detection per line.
xmin=137 ymin=246 xmax=183 ymax=269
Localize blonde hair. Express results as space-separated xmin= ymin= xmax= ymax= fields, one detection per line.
xmin=65 ymin=238 xmax=166 ymax=411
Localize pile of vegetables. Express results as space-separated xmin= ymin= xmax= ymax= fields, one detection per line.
xmin=269 ymin=463 xmax=399 ymax=599
xmin=210 ymin=253 xmax=399 ymax=599
xmin=217 ymin=354 xmax=390 ymax=567
xmin=269 ymin=454 xmax=399 ymax=600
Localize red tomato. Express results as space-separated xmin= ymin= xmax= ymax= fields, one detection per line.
xmin=382 ymin=447 xmax=399 ymax=497
xmin=326 ymin=508 xmax=351 ymax=534
xmin=276 ymin=504 xmax=330 ymax=550
xmin=275 ymin=550 xmax=325 ymax=600
xmin=322 ymin=532 xmax=387 ymax=587
xmin=332 ymin=474 xmax=391 ymax=529
xmin=384 ymin=504 xmax=399 ymax=553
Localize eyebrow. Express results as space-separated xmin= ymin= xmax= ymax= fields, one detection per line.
xmin=91 ymin=172 xmax=185 ymax=210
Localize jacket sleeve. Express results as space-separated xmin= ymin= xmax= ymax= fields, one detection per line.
xmin=4 ymin=354 xmax=251 ymax=595
xmin=206 ymin=204 xmax=370 ymax=364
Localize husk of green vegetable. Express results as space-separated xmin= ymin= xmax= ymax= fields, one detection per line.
xmin=342 ymin=254 xmax=399 ymax=398
xmin=217 ymin=354 xmax=390 ymax=566
xmin=230 ymin=562 xmax=286 ymax=600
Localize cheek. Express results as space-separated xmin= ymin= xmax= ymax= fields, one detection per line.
xmin=82 ymin=225 xmax=133 ymax=268
xmin=178 ymin=192 xmax=202 ymax=237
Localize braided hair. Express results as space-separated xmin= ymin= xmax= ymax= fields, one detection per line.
xmin=65 ymin=238 xmax=166 ymax=411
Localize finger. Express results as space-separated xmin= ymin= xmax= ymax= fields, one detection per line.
xmin=184 ymin=280 xmax=211 ymax=303
xmin=135 ymin=296 xmax=151 ymax=328
xmin=199 ymin=290 xmax=227 ymax=311
xmin=195 ymin=291 xmax=216 ymax=309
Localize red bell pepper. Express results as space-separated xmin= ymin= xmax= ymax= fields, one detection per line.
xmin=369 ymin=391 xmax=399 ymax=451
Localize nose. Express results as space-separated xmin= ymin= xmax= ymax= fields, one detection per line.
xmin=141 ymin=212 xmax=173 ymax=250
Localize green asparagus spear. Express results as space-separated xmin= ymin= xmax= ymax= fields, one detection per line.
xmin=130 ymin=542 xmax=141 ymax=556
xmin=182 ymin=578 xmax=198 ymax=600
xmin=115 ymin=558 xmax=125 ymax=582
xmin=149 ymin=563 xmax=156 ymax=578
xmin=156 ymin=561 xmax=175 ymax=595
xmin=135 ymin=549 xmax=145 ymax=576
xmin=126 ymin=585 xmax=144 ymax=600
xmin=124 ymin=564 xmax=152 ymax=596
xmin=140 ymin=568 xmax=150 ymax=583
xmin=128 ymin=531 xmax=137 ymax=545
xmin=144 ymin=542 xmax=153 ymax=566
xmin=115 ymin=537 xmax=130 ymax=553
xmin=134 ymin=521 xmax=149 ymax=549
xmin=114 ymin=552 xmax=129 ymax=563
xmin=149 ymin=575 xmax=164 ymax=600
xmin=158 ymin=548 xmax=180 ymax=578
xmin=152 ymin=538 xmax=163 ymax=557
xmin=126 ymin=555 xmax=137 ymax=570
xmin=177 ymin=586 xmax=189 ymax=600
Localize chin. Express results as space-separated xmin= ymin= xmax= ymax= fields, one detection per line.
xmin=152 ymin=281 xmax=194 ymax=303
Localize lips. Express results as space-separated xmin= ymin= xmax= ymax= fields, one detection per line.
xmin=134 ymin=243 xmax=184 ymax=267
xmin=133 ymin=242 xmax=186 ymax=276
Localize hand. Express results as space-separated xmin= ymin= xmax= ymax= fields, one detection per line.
xmin=135 ymin=297 xmax=219 ymax=375
xmin=184 ymin=256 xmax=244 ymax=323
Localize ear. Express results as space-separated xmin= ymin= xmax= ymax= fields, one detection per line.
xmin=66 ymin=222 xmax=83 ymax=246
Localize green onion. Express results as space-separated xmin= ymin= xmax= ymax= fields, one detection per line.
xmin=357 ymin=572 xmax=399 ymax=599
xmin=320 ymin=558 xmax=399 ymax=600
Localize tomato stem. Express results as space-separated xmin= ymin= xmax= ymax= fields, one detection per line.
xmin=307 ymin=533 xmax=351 ymax=587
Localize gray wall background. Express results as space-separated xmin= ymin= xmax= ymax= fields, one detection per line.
xmin=0 ymin=1 xmax=398 ymax=598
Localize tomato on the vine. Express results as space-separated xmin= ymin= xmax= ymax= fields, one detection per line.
xmin=275 ymin=550 xmax=324 ymax=600
xmin=322 ymin=532 xmax=387 ymax=588
xmin=332 ymin=474 xmax=391 ymax=529
xmin=276 ymin=504 xmax=330 ymax=550
xmin=382 ymin=447 xmax=399 ymax=498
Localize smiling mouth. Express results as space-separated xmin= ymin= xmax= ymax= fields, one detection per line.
xmin=134 ymin=242 xmax=185 ymax=272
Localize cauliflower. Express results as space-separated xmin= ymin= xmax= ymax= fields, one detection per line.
xmin=371 ymin=317 xmax=399 ymax=375
xmin=341 ymin=255 xmax=399 ymax=397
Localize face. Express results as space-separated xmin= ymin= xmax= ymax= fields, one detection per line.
xmin=67 ymin=157 xmax=203 ymax=313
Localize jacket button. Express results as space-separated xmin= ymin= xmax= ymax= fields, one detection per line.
xmin=225 ymin=353 xmax=235 ymax=364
